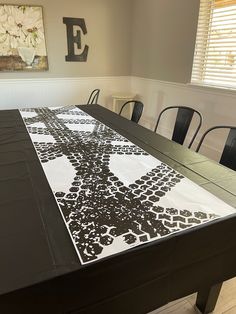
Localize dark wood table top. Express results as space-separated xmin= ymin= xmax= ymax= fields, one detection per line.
xmin=0 ymin=104 xmax=235 ymax=314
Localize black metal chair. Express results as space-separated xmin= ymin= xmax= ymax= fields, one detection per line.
xmin=119 ymin=100 xmax=144 ymax=124
xmin=196 ymin=126 xmax=236 ymax=171
xmin=154 ymin=106 xmax=203 ymax=148
xmin=87 ymin=89 xmax=100 ymax=105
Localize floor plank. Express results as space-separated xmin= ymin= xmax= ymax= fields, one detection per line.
xmin=223 ymin=306 xmax=236 ymax=314
xmin=147 ymin=277 xmax=236 ymax=314
xmin=149 ymin=300 xmax=198 ymax=314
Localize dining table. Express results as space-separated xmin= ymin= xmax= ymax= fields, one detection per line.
xmin=0 ymin=103 xmax=236 ymax=314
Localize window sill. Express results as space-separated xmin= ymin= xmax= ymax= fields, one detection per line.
xmin=187 ymin=82 xmax=236 ymax=97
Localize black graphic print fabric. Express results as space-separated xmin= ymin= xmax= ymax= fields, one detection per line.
xmin=19 ymin=106 xmax=235 ymax=264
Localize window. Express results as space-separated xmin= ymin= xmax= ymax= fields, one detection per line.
xmin=191 ymin=0 xmax=236 ymax=89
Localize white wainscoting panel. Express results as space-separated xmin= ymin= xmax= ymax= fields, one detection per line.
xmin=131 ymin=76 xmax=236 ymax=161
xmin=0 ymin=76 xmax=131 ymax=110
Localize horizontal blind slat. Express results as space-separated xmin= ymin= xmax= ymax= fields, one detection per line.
xmin=215 ymin=0 xmax=236 ymax=8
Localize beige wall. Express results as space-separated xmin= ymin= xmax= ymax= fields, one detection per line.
xmin=1 ymin=0 xmax=200 ymax=82
xmin=0 ymin=0 xmax=132 ymax=78
xmin=131 ymin=0 xmax=200 ymax=83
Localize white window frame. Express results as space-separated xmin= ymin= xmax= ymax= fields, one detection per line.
xmin=191 ymin=0 xmax=236 ymax=90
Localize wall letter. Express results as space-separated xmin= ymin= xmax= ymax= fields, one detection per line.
xmin=63 ymin=17 xmax=89 ymax=62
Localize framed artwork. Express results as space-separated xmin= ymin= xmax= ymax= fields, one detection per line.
xmin=0 ymin=5 xmax=48 ymax=71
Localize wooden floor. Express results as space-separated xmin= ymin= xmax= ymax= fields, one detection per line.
xmin=148 ymin=277 xmax=236 ymax=314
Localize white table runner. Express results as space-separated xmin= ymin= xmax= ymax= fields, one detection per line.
xmin=20 ymin=106 xmax=235 ymax=265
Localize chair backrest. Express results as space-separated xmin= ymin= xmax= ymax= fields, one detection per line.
xmin=196 ymin=126 xmax=236 ymax=171
xmin=87 ymin=89 xmax=100 ymax=105
xmin=119 ymin=100 xmax=144 ymax=124
xmin=154 ymin=106 xmax=203 ymax=148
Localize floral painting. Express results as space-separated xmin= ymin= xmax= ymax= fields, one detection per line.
xmin=0 ymin=5 xmax=48 ymax=71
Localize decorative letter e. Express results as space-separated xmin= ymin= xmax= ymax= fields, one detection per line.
xmin=63 ymin=17 xmax=89 ymax=62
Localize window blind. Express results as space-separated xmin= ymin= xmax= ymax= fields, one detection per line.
xmin=191 ymin=0 xmax=236 ymax=89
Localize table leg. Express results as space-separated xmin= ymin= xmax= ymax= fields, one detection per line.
xmin=195 ymin=282 xmax=223 ymax=314
xmin=112 ymin=99 xmax=117 ymax=113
